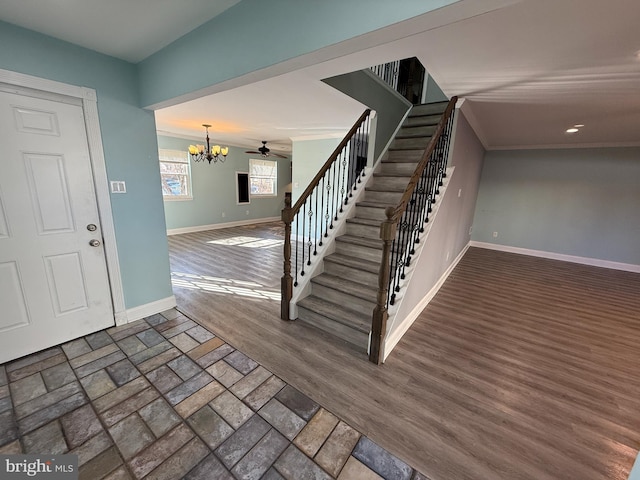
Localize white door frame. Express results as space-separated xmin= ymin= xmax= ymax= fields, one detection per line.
xmin=0 ymin=68 xmax=126 ymax=325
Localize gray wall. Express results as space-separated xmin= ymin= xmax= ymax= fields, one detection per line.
xmin=387 ymin=110 xmax=485 ymax=351
xmin=158 ymin=135 xmax=291 ymax=231
xmin=472 ymin=147 xmax=640 ymax=265
xmin=323 ymin=70 xmax=412 ymax=162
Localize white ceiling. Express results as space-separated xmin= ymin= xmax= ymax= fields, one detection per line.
xmin=2 ymin=0 xmax=639 ymax=151
xmin=0 ymin=0 xmax=241 ymax=63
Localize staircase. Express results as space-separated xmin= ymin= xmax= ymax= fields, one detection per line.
xmin=296 ymin=101 xmax=450 ymax=351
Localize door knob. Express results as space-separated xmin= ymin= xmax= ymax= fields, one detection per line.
xmin=89 ymin=239 xmax=101 ymax=247
xmin=87 ymin=224 xmax=97 ymax=232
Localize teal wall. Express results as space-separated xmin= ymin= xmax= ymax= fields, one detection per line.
xmin=158 ymin=135 xmax=291 ymax=230
xmin=424 ymin=74 xmax=448 ymax=103
xmin=472 ymin=147 xmax=640 ymax=265
xmin=138 ymin=0 xmax=459 ymax=107
xmin=323 ymin=70 xmax=411 ymax=162
xmin=0 ymin=21 xmax=173 ymax=309
xmin=291 ymin=137 xmax=343 ymax=205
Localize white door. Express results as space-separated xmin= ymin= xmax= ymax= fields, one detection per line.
xmin=0 ymin=89 xmax=114 ymax=363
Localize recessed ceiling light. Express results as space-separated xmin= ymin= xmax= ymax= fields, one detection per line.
xmin=566 ymin=128 xmax=579 ymax=133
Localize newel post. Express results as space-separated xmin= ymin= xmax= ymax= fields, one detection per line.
xmin=281 ymin=196 xmax=294 ymax=321
xmin=369 ymin=207 xmax=397 ymax=364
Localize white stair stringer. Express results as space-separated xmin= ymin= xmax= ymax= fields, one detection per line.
xmin=384 ymin=166 xmax=455 ymax=333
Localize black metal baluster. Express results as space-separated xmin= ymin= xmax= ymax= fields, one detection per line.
xmin=389 ymin=235 xmax=399 ymax=306
xmin=329 ymin=162 xmax=337 ymax=228
xmin=300 ymin=202 xmax=306 ymax=276
xmin=293 ymin=212 xmax=299 ymax=287
xmin=360 ymin=118 xmax=370 ymax=181
xmin=313 ymin=190 xmax=319 ymax=255
xmin=333 ymin=156 xmax=341 ymax=221
xmin=416 ymin=167 xmax=429 ymax=232
xmin=324 ymin=174 xmax=331 ymax=236
xmin=340 ymin=149 xmax=348 ymax=211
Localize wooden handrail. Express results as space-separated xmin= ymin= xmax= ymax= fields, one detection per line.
xmin=291 ymin=109 xmax=372 ymax=215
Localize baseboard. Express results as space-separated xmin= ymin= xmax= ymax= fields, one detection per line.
xmin=167 ymin=217 xmax=280 ymax=236
xmin=383 ymin=243 xmax=470 ymax=362
xmin=123 ymin=295 xmax=177 ymax=323
xmin=469 ymin=241 xmax=640 ymax=274
xmin=629 ymin=451 xmax=640 ymax=480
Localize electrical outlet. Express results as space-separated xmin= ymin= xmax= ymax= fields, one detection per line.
xmin=246 ymin=210 xmax=250 ymax=215
xmin=469 ymin=226 xmax=473 ymax=235
xmin=458 ymin=188 xmax=462 ymax=198
xmin=493 ymin=231 xmax=498 ymax=238
xmin=446 ymin=251 xmax=450 ymax=261
xmin=221 ymin=212 xmax=225 ymax=218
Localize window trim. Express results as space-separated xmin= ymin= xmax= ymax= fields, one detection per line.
xmin=160 ymin=148 xmax=193 ymax=201
xmin=249 ymin=158 xmax=278 ymax=198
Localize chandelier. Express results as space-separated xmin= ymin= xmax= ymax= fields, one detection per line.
xmin=188 ymin=124 xmax=229 ymax=164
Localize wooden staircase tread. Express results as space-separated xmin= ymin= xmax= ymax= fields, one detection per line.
xmin=373 ymin=172 xmax=413 ymax=178
xmin=324 ymin=253 xmax=380 ymax=274
xmin=365 ymin=185 xmax=406 ymax=192
xmin=355 ymin=200 xmax=390 ymax=209
xmin=311 ymin=273 xmax=376 ymax=302
xmin=382 ymin=155 xmax=424 ymax=163
xmin=336 ymin=234 xmax=383 ymax=250
xmin=346 ymin=217 xmax=381 ymax=227
xmin=297 ymin=296 xmax=370 ymax=333
xmin=380 ymin=159 xmax=421 ymax=164
xmin=388 ymin=145 xmax=430 ymax=151
xmin=403 ymin=117 xmax=440 ymax=126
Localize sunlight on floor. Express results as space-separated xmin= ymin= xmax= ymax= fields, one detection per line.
xmin=171 ymin=272 xmax=280 ymax=300
xmin=206 ymin=236 xmax=282 ymax=249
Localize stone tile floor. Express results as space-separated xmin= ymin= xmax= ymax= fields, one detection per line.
xmin=0 ymin=309 xmax=429 ymax=480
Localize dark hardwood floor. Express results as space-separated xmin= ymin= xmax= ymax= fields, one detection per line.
xmin=168 ymin=222 xmax=640 ymax=480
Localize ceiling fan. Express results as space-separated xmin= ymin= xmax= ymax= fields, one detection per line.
xmin=245 ymin=141 xmax=287 ymax=159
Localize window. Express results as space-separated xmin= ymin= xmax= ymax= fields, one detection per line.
xmin=249 ymin=158 xmax=278 ymax=197
xmin=160 ymin=149 xmax=192 ymax=200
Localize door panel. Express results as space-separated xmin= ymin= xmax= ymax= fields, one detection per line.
xmin=0 ymin=261 xmax=30 ymax=332
xmin=24 ymin=153 xmax=75 ymax=234
xmin=0 ymin=90 xmax=114 ymax=363
xmin=44 ymin=252 xmax=89 ymax=316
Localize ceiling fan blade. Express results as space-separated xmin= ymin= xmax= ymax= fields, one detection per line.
xmin=272 ymin=153 xmax=288 ymax=159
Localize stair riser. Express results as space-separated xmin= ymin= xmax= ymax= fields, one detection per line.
xmin=410 ymin=102 xmax=448 ymax=116
xmin=355 ymin=205 xmax=387 ymax=221
xmin=404 ymin=114 xmax=442 ymax=127
xmin=372 ymin=176 xmax=411 ymax=191
xmin=346 ymin=222 xmax=380 ymax=239
xmin=391 ymin=137 xmax=431 ymax=150
xmin=364 ymin=190 xmax=403 ymax=204
xmin=297 ymin=306 xmax=369 ymax=351
xmin=397 ymin=125 xmax=437 ymax=138
xmin=311 ymin=283 xmax=376 ymax=314
xmin=324 ymin=262 xmax=379 ymax=288
xmin=335 ymin=242 xmax=382 ymax=263
xmin=387 ymin=150 xmax=424 ymax=162
xmin=379 ymin=162 xmax=420 ymax=176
